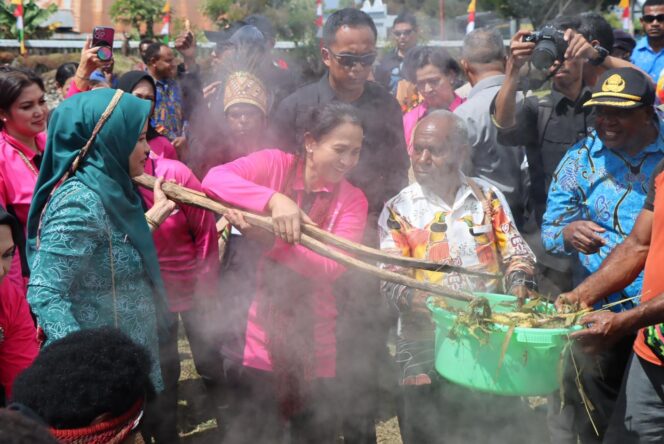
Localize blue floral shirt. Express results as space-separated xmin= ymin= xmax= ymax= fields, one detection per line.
xmin=152 ymin=78 xmax=183 ymax=141
xmin=542 ymin=124 xmax=664 ymax=311
xmin=27 ymin=178 xmax=163 ymax=390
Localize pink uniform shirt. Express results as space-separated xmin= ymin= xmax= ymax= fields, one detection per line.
xmin=142 ymin=156 xmax=219 ymax=312
xmin=402 ymin=95 xmax=465 ymax=154
xmin=0 ymin=130 xmax=46 ymax=290
xmin=202 ymin=149 xmax=368 ymax=377
xmin=148 ymin=136 xmax=178 ymax=160
xmin=0 ymin=277 xmax=39 ymax=399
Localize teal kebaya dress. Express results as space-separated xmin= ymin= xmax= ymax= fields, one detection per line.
xmin=26 ymin=89 xmax=167 ymax=390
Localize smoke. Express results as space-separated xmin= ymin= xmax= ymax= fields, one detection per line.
xmin=145 ymin=7 xmax=604 ymax=443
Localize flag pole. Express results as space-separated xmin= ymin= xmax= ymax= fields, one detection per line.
xmin=11 ymin=0 xmax=26 ymax=55
xmin=438 ymin=0 xmax=445 ymax=40
xmin=161 ymin=2 xmax=171 ymax=44
xmin=619 ymin=0 xmax=632 ymax=33
xmin=467 ymin=0 xmax=476 ymax=34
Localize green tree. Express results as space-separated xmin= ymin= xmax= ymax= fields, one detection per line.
xmin=201 ymin=0 xmax=267 ymax=29
xmin=0 ymin=0 xmax=58 ymax=40
xmin=265 ymin=0 xmax=315 ymax=44
xmin=201 ymin=0 xmax=315 ymax=44
xmin=478 ymin=0 xmax=612 ymax=28
xmin=388 ymin=0 xmax=619 ymax=34
xmin=110 ymin=0 xmax=165 ymax=38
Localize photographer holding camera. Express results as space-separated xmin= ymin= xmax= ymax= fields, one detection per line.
xmin=493 ymin=17 xmax=656 ymax=444
xmin=491 ymin=17 xmax=645 ymax=295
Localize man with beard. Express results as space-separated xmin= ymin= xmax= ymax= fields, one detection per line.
xmin=631 ymin=0 xmax=664 ymax=81
xmin=145 ymin=32 xmax=201 ymax=157
xmin=379 ymin=110 xmax=536 ymax=443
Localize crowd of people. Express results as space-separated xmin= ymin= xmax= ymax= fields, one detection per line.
xmin=3 ymin=2 xmax=664 ymax=443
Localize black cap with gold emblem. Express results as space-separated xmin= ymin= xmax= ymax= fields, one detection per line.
xmin=583 ymin=67 xmax=655 ymax=109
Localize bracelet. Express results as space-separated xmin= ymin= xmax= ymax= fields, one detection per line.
xmin=76 ymin=74 xmax=90 ymax=80
xmin=145 ymin=214 xmax=160 ymax=230
xmin=506 ymin=271 xmax=537 ymax=292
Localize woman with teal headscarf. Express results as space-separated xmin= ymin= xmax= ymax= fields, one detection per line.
xmin=25 ymin=88 xmax=175 ymax=392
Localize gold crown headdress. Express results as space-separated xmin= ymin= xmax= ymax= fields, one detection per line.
xmin=220 ymin=43 xmax=269 ymax=116
xmin=224 ymin=71 xmax=268 ymax=115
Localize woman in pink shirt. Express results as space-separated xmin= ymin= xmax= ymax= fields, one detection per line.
xmin=0 ymin=67 xmax=48 ymax=291
xmin=203 ymin=102 xmax=368 ymax=443
xmin=402 ymin=47 xmax=465 ymax=152
xmin=67 ymin=68 xmax=221 ymax=438
xmin=0 ymin=206 xmax=38 ymax=403
xmin=115 ymin=70 xmax=222 ymax=439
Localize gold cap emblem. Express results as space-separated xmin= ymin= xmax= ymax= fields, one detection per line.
xmin=602 ymin=74 xmax=626 ymax=93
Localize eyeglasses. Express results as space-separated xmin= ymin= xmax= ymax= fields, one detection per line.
xmin=642 ymin=14 xmax=664 ymax=23
xmin=325 ymin=48 xmax=377 ymax=68
xmin=393 ymin=29 xmax=414 ymax=38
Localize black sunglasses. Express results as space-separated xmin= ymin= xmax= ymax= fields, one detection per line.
xmin=643 ymin=14 xmax=664 ymax=23
xmin=393 ymin=29 xmax=414 ymax=38
xmin=326 ymin=48 xmax=377 ymax=68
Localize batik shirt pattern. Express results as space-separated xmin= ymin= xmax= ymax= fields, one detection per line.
xmin=27 ymin=178 xmax=163 ymax=390
xmin=152 ymin=79 xmax=183 ymax=141
xmin=542 ymin=127 xmax=664 ymax=312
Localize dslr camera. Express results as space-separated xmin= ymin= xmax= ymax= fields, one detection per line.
xmin=523 ymin=25 xmax=568 ymax=70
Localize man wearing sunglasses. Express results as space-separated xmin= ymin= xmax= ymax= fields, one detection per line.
xmin=272 ymin=7 xmax=408 ymax=219
xmin=374 ymin=12 xmax=419 ymax=95
xmin=632 ymin=0 xmax=664 ymax=81
xmin=271 ymin=7 xmax=408 ymax=444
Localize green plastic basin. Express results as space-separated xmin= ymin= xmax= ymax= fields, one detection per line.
xmin=427 ymin=292 xmax=579 ymax=396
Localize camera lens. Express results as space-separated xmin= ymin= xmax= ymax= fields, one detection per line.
xmin=531 ymin=40 xmax=558 ymax=70
xmin=97 ymin=47 xmax=112 ymax=61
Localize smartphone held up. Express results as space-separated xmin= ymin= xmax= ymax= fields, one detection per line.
xmin=92 ymin=26 xmax=115 ymax=61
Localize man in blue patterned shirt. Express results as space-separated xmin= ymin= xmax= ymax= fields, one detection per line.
xmin=145 ymin=32 xmax=201 ymax=157
xmin=542 ymin=67 xmax=664 ymax=443
xmin=630 ymin=0 xmax=664 ymax=81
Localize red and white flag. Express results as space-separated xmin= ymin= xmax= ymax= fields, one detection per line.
xmin=619 ymin=0 xmax=631 ymax=32
xmin=315 ymin=0 xmax=323 ymax=30
xmin=161 ymin=2 xmax=171 ymax=43
xmin=11 ymin=0 xmax=25 ymax=55
xmin=466 ymin=0 xmax=476 ymax=34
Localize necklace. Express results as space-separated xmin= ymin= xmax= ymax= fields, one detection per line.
xmin=16 ymin=148 xmax=38 ymax=176
xmin=4 ymin=133 xmax=39 ymax=176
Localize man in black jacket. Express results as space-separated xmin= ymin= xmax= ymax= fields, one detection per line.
xmin=272 ymin=9 xmax=409 ymax=218
xmin=271 ymin=9 xmax=409 ymax=443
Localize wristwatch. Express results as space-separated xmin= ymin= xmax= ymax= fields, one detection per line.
xmin=589 ymin=45 xmax=609 ymax=66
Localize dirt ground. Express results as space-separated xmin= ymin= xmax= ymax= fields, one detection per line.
xmin=176 ymin=336 xmax=404 ymax=444
xmin=175 ymin=334 xmax=550 ymax=444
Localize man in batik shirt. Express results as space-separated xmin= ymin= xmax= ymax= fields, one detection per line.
xmin=378 ymin=110 xmax=536 ymax=444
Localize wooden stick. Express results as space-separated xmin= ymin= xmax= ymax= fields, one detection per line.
xmin=134 ymin=174 xmax=496 ymax=278
xmin=133 ymin=174 xmax=475 ymax=302
xmin=303 ymin=221 xmax=498 ymax=278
